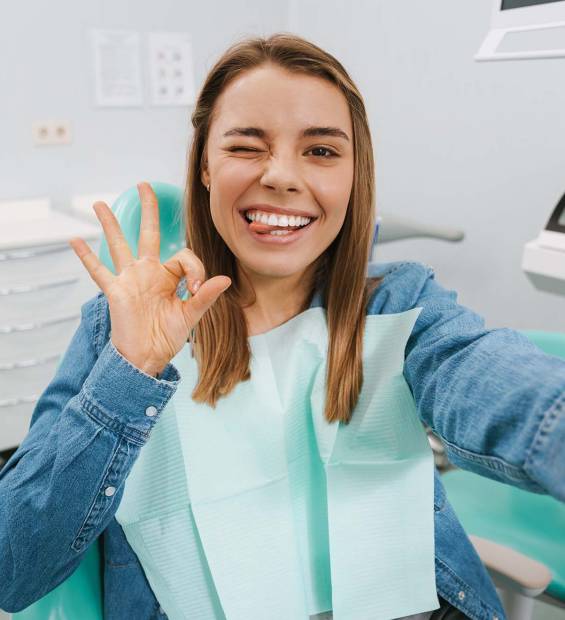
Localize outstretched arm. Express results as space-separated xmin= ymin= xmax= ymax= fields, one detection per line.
xmin=373 ymin=261 xmax=565 ymax=502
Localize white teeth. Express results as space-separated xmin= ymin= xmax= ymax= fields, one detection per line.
xmin=245 ymin=209 xmax=312 ymax=228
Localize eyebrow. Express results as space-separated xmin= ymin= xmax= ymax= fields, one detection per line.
xmin=222 ymin=126 xmax=350 ymax=141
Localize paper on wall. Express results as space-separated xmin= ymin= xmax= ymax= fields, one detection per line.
xmin=91 ymin=29 xmax=143 ymax=107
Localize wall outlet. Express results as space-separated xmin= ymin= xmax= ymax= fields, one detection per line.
xmin=32 ymin=120 xmax=72 ymax=145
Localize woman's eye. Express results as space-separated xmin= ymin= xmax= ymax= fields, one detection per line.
xmin=228 ymin=146 xmax=259 ymax=152
xmin=307 ymin=146 xmax=338 ymax=158
xmin=227 ymin=145 xmax=338 ymax=157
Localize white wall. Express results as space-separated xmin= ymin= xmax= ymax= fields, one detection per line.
xmin=2 ymin=0 xmax=564 ymax=330
xmin=0 ymin=0 xmax=287 ymax=207
xmin=289 ymin=0 xmax=565 ymax=330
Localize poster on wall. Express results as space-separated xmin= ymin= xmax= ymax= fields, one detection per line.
xmin=91 ymin=29 xmax=143 ymax=107
xmin=148 ymin=32 xmax=196 ymax=106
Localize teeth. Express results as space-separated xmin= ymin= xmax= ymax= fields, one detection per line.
xmin=245 ymin=210 xmax=312 ymax=228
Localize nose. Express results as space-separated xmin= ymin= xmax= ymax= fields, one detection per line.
xmin=259 ymin=150 xmax=302 ymax=194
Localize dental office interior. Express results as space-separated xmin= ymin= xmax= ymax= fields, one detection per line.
xmin=1 ymin=0 xmax=565 ymax=619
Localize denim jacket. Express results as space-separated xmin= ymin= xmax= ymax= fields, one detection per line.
xmin=1 ymin=260 xmax=564 ymax=620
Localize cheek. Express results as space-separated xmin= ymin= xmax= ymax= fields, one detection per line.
xmin=214 ymin=159 xmax=259 ymax=191
xmin=311 ymin=169 xmax=353 ymax=222
xmin=208 ymin=161 xmax=256 ymax=231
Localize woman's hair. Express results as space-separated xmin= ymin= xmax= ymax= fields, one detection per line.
xmin=185 ymin=32 xmax=382 ymax=424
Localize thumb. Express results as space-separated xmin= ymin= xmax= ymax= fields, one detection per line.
xmin=181 ymin=275 xmax=231 ymax=328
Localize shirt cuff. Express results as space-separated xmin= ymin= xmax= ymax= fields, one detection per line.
xmin=79 ymin=339 xmax=181 ymax=445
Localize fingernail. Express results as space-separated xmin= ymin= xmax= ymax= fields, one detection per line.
xmin=192 ymin=280 xmax=201 ymax=292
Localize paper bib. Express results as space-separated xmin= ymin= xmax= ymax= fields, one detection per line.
xmin=115 ymin=306 xmax=439 ymax=619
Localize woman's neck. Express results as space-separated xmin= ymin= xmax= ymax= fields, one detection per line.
xmin=237 ymin=262 xmax=317 ymax=337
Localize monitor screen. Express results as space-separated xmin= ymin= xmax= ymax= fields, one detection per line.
xmin=502 ymin=0 xmax=563 ymax=9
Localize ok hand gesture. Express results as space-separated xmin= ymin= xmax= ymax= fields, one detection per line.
xmin=69 ymin=182 xmax=231 ymax=377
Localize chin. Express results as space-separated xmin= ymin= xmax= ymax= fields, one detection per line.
xmin=241 ymin=255 xmax=313 ymax=279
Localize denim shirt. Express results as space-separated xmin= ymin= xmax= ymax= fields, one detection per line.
xmin=1 ymin=260 xmax=564 ymax=620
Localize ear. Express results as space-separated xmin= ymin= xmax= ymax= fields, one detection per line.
xmin=200 ymin=156 xmax=210 ymax=189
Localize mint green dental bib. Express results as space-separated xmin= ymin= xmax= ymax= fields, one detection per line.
xmin=114 ymin=307 xmax=439 ymax=620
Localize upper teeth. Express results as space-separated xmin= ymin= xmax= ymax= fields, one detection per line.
xmin=245 ymin=210 xmax=312 ymax=227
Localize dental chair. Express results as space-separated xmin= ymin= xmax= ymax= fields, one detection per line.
xmin=442 ymin=330 xmax=565 ymax=620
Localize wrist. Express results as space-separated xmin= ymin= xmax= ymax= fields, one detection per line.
xmin=139 ymin=362 xmax=167 ymax=378
xmin=110 ymin=339 xmax=166 ymax=378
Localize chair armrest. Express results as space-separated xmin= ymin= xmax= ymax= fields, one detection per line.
xmin=469 ymin=535 xmax=552 ymax=597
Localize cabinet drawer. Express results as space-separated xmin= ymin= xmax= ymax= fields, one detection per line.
xmin=0 ymin=355 xmax=60 ymax=402
xmin=0 ymin=243 xmax=76 ymax=282
xmin=0 ymin=240 xmax=100 ymax=284
xmin=0 ymin=315 xmax=80 ymax=365
xmin=0 ymin=275 xmax=97 ymax=324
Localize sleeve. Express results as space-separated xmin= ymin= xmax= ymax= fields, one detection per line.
xmin=0 ymin=293 xmax=180 ymax=613
xmin=398 ymin=263 xmax=565 ymax=503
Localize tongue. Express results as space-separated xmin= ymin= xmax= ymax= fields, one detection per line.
xmin=249 ymin=221 xmax=297 ymax=234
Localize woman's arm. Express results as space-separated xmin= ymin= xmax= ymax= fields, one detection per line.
xmin=393 ymin=262 xmax=565 ymax=502
xmin=0 ymin=292 xmax=180 ymax=613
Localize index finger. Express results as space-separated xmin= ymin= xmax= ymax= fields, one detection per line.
xmin=137 ymin=182 xmax=160 ymax=259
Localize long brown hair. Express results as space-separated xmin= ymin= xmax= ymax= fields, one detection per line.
xmin=185 ymin=33 xmax=382 ymax=424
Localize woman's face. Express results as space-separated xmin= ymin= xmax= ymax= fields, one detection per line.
xmin=202 ymin=63 xmax=354 ymax=282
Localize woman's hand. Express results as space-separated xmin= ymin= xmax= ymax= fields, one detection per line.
xmin=69 ymin=182 xmax=231 ymax=377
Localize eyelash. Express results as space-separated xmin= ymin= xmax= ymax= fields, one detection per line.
xmin=227 ymin=146 xmax=338 ymax=158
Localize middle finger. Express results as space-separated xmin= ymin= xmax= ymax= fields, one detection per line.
xmin=93 ymin=201 xmax=135 ymax=273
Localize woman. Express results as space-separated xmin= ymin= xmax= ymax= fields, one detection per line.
xmin=0 ymin=33 xmax=563 ymax=620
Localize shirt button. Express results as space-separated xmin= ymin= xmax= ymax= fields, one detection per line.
xmin=145 ymin=405 xmax=158 ymax=417
xmin=493 ymin=616 xmax=499 ymax=620
xmin=458 ymin=590 xmax=466 ymax=601
xmin=104 ymin=486 xmax=116 ymax=497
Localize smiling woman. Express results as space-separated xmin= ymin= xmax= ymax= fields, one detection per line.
xmin=185 ymin=36 xmax=381 ymax=415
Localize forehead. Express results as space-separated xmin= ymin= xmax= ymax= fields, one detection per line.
xmin=210 ymin=64 xmax=352 ymax=138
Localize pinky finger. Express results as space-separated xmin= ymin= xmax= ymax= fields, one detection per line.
xmin=69 ymin=238 xmax=115 ymax=292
